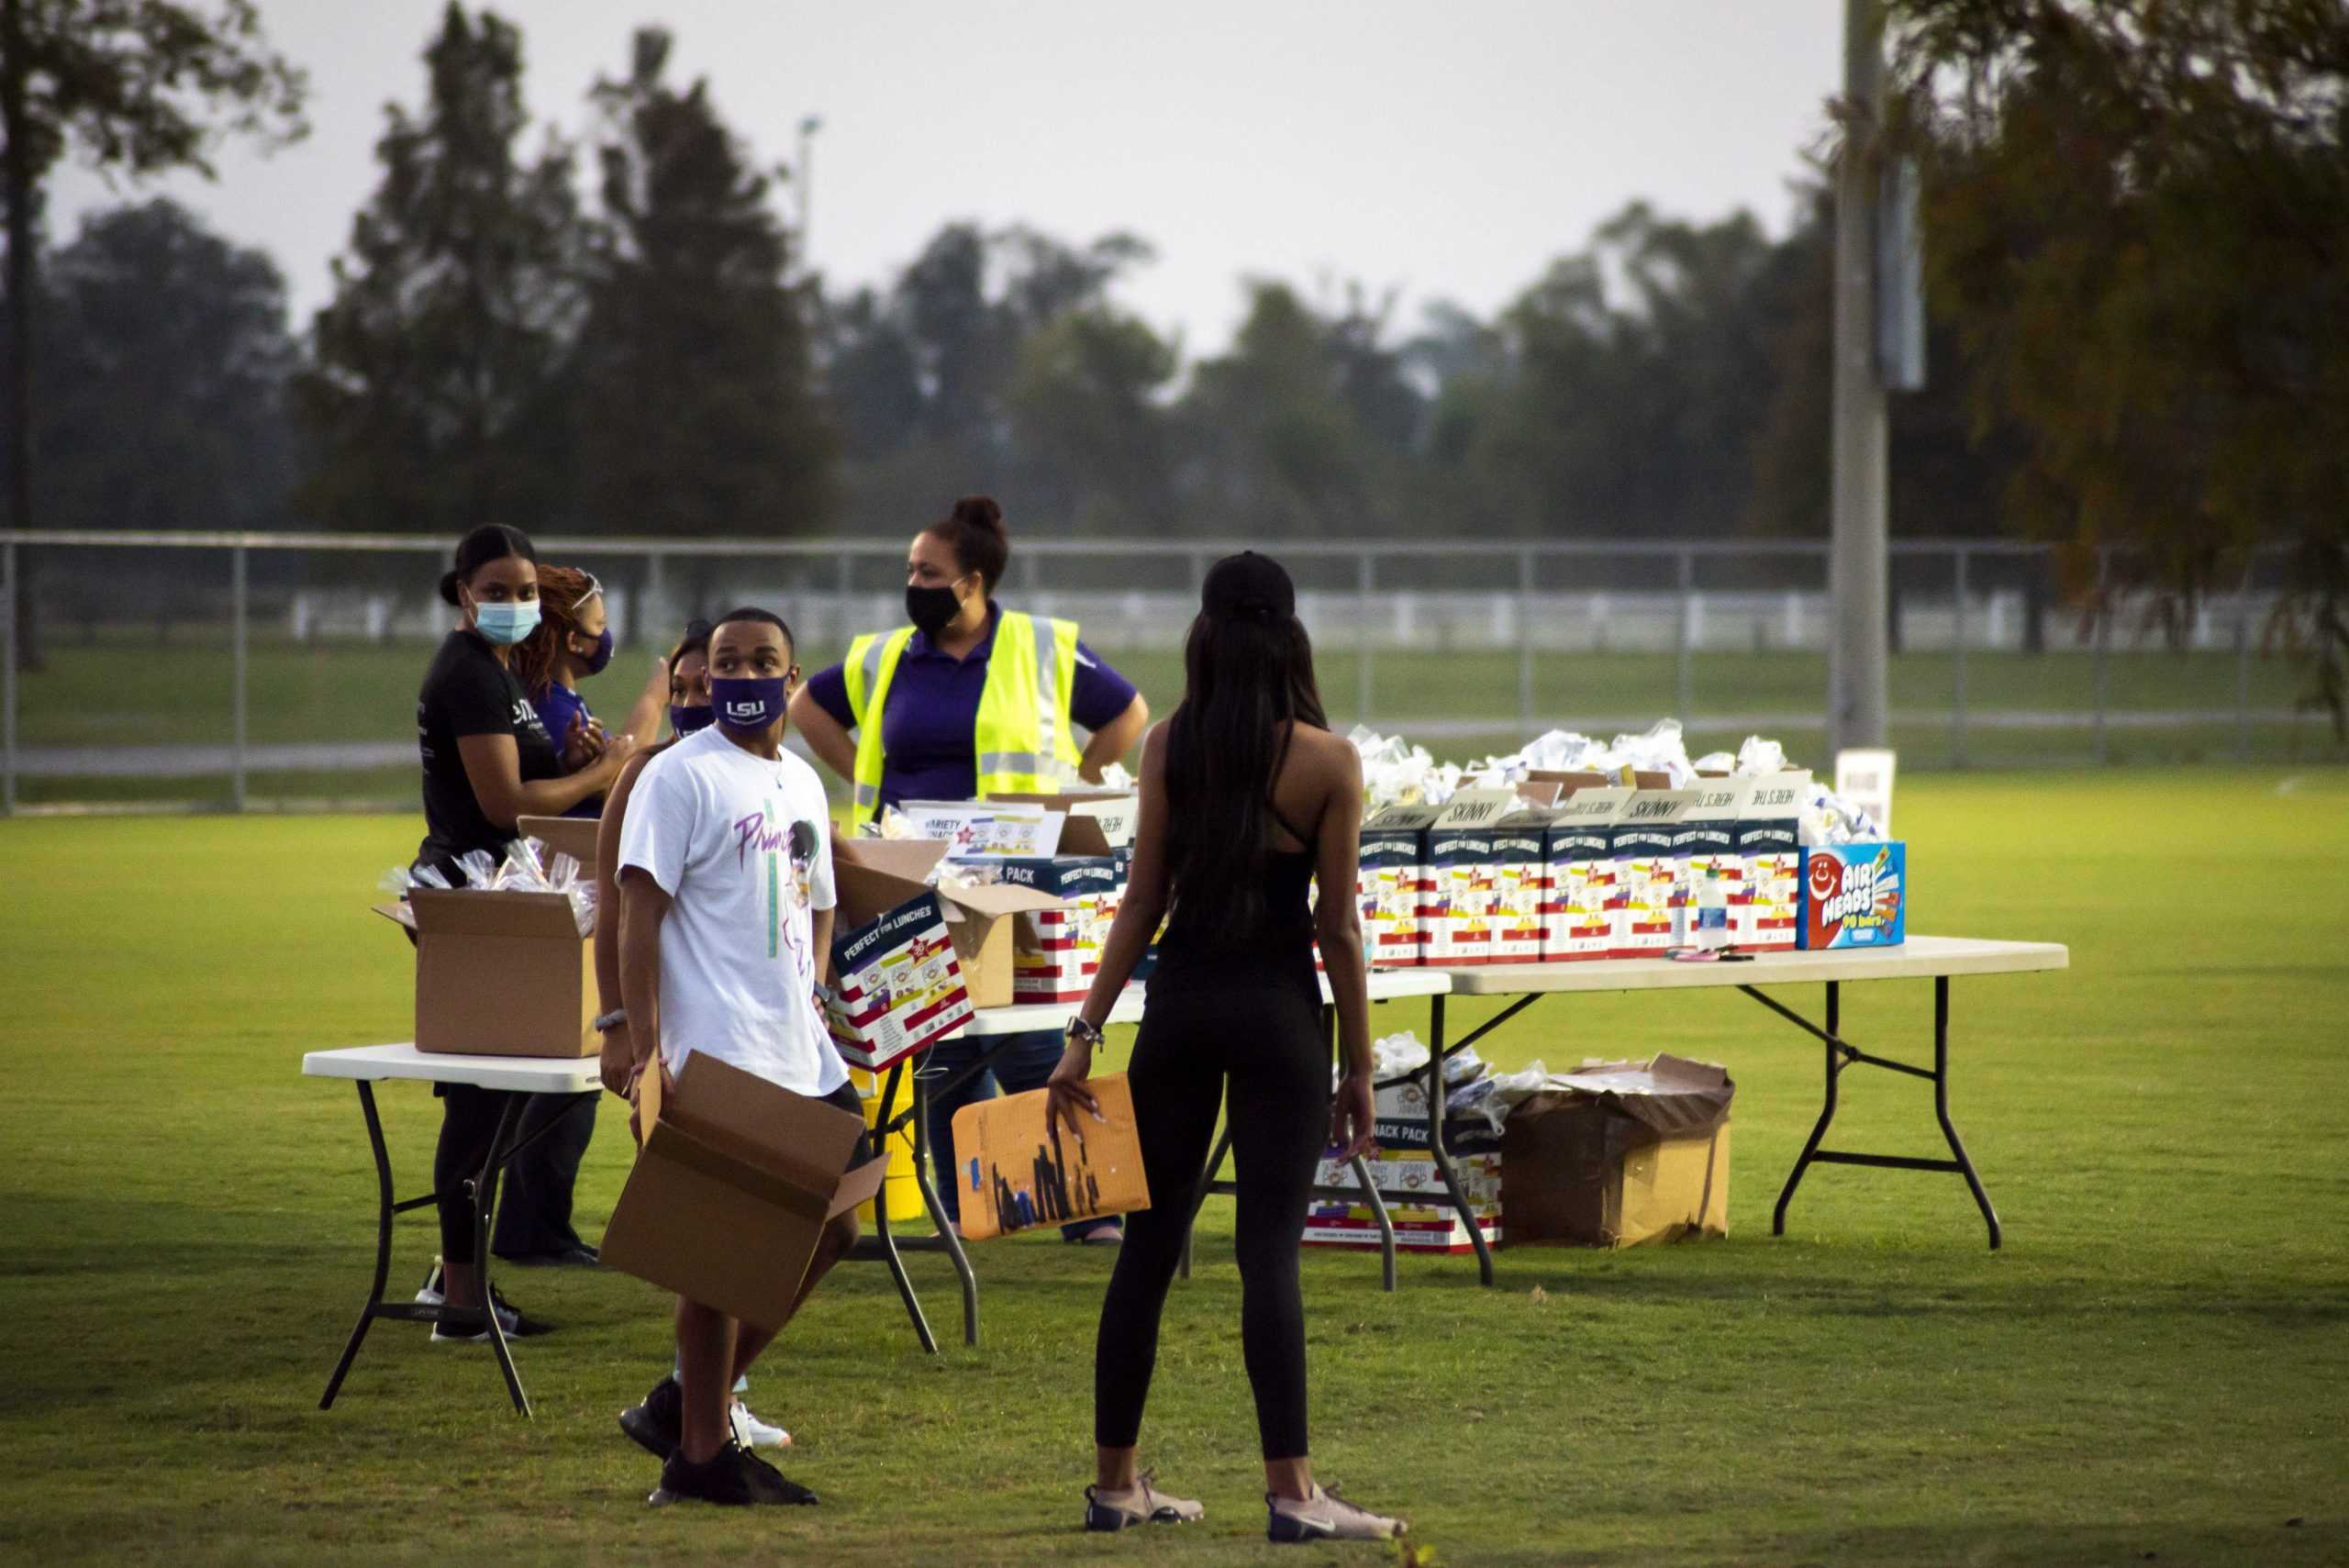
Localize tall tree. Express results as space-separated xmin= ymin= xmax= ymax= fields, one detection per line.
xmin=1884 ymin=0 xmax=2349 ymax=728
xmin=0 ymin=0 xmax=304 ymax=664
xmin=573 ymin=28 xmax=833 ymax=538
xmin=295 ymin=3 xmax=582 ymax=541
xmin=34 ymin=197 xmax=295 ymax=533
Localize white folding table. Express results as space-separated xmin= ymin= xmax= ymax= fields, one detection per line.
xmin=1409 ymin=935 xmax=2072 ymax=1284
xmin=301 ymin=1045 xmax=601 ymax=1417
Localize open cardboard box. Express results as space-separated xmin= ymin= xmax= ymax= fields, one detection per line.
xmin=949 ymin=1073 xmax=1150 ymax=1240
xmin=836 ymin=837 xmax=1070 ymax=1010
xmin=985 ymin=790 xmax=1138 ymax=856
xmin=380 ymin=888 xmax=596 ymax=1058
xmin=826 ymin=838 xmax=974 ymax=1070
xmin=1502 ymin=1053 xmax=1732 ymax=1248
xmin=601 ymin=1053 xmax=888 ymax=1329
xmin=516 ymin=814 xmax=601 ymax=873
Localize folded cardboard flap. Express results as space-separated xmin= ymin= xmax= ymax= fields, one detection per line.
xmin=406 ymin=886 xmax=584 ymax=939
xmin=1529 ymin=1053 xmax=1733 ymax=1137
xmin=663 ymin=1052 xmax=865 ymax=1194
xmin=516 ymin=814 xmax=601 ymax=871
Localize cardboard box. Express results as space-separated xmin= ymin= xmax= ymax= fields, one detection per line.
xmin=825 ymin=840 xmax=975 ymax=1070
xmin=950 ymin=1073 xmax=1152 ymax=1240
xmin=838 ymin=838 xmax=1068 ymax=1013
xmin=1611 ymin=789 xmax=1697 ymax=958
xmin=393 ymin=888 xmax=596 ymax=1058
xmin=1358 ymin=804 xmax=1442 ymax=967
xmin=1674 ymin=778 xmax=1748 ymax=937
xmin=1800 ymin=841 xmax=1907 ymax=949
xmin=985 ymin=791 xmax=1138 ymax=855
xmin=1425 ymin=790 xmax=1518 ymax=967
xmin=1490 ymin=808 xmax=1559 ymax=963
xmin=1502 ymin=1054 xmax=1732 ymax=1248
xmin=1314 ymin=1148 xmax=1503 ymax=1211
xmin=1733 ymin=770 xmax=1810 ymax=951
xmin=601 ymin=1053 xmax=888 ymax=1329
xmin=515 ymin=814 xmax=602 ymax=873
xmin=1542 ymin=786 xmax=1633 ymax=961
xmin=897 ymin=799 xmax=1063 ymax=859
xmin=976 ymin=855 xmax=1125 ymax=1004
xmin=1370 ymin=1069 xmax=1506 ymax=1154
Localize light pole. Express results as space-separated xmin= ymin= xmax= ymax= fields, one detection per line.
xmin=796 ymin=114 xmax=822 ymax=272
xmin=1829 ymin=0 xmax=1889 ymax=755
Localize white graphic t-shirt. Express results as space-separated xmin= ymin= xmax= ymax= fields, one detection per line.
xmin=617 ymin=726 xmax=846 ymax=1097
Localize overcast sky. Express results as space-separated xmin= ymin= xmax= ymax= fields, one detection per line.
xmin=52 ymin=1 xmax=1842 ymax=356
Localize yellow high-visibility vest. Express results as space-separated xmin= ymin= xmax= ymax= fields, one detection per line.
xmin=841 ymin=609 xmax=1083 ymax=827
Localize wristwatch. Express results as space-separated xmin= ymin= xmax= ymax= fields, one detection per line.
xmin=1065 ymin=1016 xmax=1106 ymax=1049
xmin=592 ymin=1008 xmax=629 ymax=1034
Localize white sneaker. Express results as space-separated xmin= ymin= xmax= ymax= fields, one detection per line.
xmin=415 ymin=1258 xmax=444 ymax=1307
xmin=1085 ymin=1469 xmax=1205 ymax=1530
xmin=1266 ymin=1484 xmax=1408 ymax=1543
xmin=729 ymin=1401 xmax=792 ymax=1450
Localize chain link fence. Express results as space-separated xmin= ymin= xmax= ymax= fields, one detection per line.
xmin=0 ymin=530 xmax=2330 ymax=814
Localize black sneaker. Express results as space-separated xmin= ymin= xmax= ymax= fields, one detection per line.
xmin=430 ymin=1285 xmax=554 ymax=1343
xmin=649 ymin=1439 xmax=818 ymax=1507
xmin=618 ymin=1375 xmax=683 ymax=1462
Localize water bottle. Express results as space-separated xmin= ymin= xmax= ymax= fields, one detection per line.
xmin=1695 ymin=866 xmax=1731 ymax=951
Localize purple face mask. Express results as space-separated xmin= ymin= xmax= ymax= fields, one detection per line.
xmin=575 ymin=627 xmax=615 ymax=677
xmin=669 ymin=703 xmax=716 ymax=736
xmin=709 ymin=675 xmax=789 ymax=732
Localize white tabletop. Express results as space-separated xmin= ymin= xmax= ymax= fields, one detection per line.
xmin=302 ymin=1043 xmax=603 ymax=1095
xmin=962 ymin=967 xmax=1453 ymax=1036
xmin=1434 ymin=934 xmax=2068 ymax=996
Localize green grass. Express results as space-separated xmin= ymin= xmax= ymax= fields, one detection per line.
xmin=2 ymin=768 xmax=2346 ymax=1563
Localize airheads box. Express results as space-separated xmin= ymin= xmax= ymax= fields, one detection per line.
xmin=1491 ymin=808 xmax=1559 ymax=963
xmin=1734 ymin=770 xmax=1810 ymax=951
xmin=1800 ymin=841 xmax=1907 ymax=949
xmin=1543 ymin=786 xmax=1633 ymax=962
xmin=1675 ymin=778 xmax=1748 ymax=920
xmin=1425 ymin=790 xmax=1518 ymax=967
xmin=973 ymin=855 xmax=1124 ymax=1004
xmin=1611 ymin=789 xmax=1697 ymax=958
xmin=1359 ymin=804 xmax=1442 ymax=968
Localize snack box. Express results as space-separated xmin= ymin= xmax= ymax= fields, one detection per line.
xmin=1358 ymin=805 xmax=1442 ymax=968
xmin=1799 ymin=841 xmax=1907 ymax=949
xmin=1490 ymin=808 xmax=1560 ymax=963
xmin=1610 ymin=789 xmax=1697 ymax=959
xmin=1674 ymin=778 xmax=1748 ymax=928
xmin=1542 ymin=786 xmax=1633 ymax=962
xmin=968 ymin=854 xmax=1126 ymax=1004
xmin=1424 ymin=790 xmax=1518 ymax=967
xmin=1733 ymin=770 xmax=1810 ymax=951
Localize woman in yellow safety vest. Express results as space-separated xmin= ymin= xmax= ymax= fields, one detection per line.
xmin=791 ymin=495 xmax=1149 ymax=1243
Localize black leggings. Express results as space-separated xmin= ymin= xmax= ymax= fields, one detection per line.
xmin=1094 ymin=980 xmax=1330 ymax=1461
xmin=433 ymin=1084 xmax=514 ymax=1264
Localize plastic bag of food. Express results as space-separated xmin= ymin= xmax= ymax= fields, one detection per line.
xmin=1609 ymin=717 xmax=1696 ymax=787
xmin=1733 ymin=735 xmax=1789 ymax=776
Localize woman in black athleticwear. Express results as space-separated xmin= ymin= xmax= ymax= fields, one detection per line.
xmin=1047 ymin=551 xmax=1408 ymax=1545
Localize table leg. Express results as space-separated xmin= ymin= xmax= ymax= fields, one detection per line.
xmin=319 ymin=1081 xmax=395 ymax=1410
xmin=474 ymin=1095 xmax=529 ymax=1417
xmin=1933 ymin=978 xmax=2002 ymax=1250
xmin=907 ymin=1062 xmax=981 ymax=1347
xmin=1349 ymin=1151 xmax=1397 ymax=1293
xmin=1422 ymin=994 xmax=1497 ymax=1286
xmin=1772 ymin=982 xmax=1843 ymax=1237
xmin=1179 ymin=1124 xmax=1236 ymax=1282
xmin=869 ymin=1060 xmax=941 ymax=1355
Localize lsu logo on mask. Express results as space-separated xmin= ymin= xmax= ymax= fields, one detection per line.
xmin=724 ymin=697 xmax=769 ymax=723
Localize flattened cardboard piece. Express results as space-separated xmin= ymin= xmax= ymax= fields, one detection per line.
xmin=1512 ymin=780 xmax=1564 ymax=808
xmin=517 ymin=814 xmax=601 ymax=872
xmin=951 ymin=1073 xmax=1150 ymax=1241
xmin=603 ymin=1054 xmax=887 ymax=1329
xmin=403 ymin=887 xmax=596 ymax=1057
xmin=1502 ymin=1053 xmax=1733 ymax=1248
xmin=986 ymin=791 xmax=1138 ymax=855
xmin=1527 ymin=769 xmax=1615 ymax=795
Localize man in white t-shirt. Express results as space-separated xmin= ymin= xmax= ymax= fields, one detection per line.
xmin=612 ymin=607 xmax=858 ymax=1509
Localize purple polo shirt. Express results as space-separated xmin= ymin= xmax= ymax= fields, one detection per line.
xmin=807 ymin=605 xmax=1139 ymax=812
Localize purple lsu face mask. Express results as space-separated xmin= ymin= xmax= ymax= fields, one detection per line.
xmin=575 ymin=627 xmax=615 ymax=676
xmin=708 ymin=675 xmax=788 ymax=732
xmin=669 ymin=703 xmax=716 ymax=736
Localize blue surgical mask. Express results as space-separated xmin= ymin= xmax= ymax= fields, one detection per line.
xmin=709 ymin=675 xmax=789 ymax=732
xmin=669 ymin=703 xmax=716 ymax=736
xmin=473 ymin=599 xmax=540 ymax=646
xmin=576 ymin=627 xmax=615 ymax=676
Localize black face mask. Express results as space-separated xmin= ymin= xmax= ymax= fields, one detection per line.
xmin=906 ymin=584 xmax=964 ymax=639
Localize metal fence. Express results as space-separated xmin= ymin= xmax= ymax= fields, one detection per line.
xmin=0 ymin=529 xmax=2331 ymax=815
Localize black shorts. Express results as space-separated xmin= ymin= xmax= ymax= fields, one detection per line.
xmin=820 ymin=1082 xmax=876 ymax=1173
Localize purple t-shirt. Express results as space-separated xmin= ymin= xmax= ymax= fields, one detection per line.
xmin=807 ymin=606 xmax=1138 ymax=812
xmin=530 ymin=681 xmax=604 ymax=819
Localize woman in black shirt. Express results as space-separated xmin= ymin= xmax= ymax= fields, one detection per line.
xmin=412 ymin=526 xmax=635 ymax=1340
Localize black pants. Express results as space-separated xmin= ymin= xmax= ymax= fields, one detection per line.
xmin=491 ymin=1093 xmax=596 ymax=1259
xmin=1093 ymin=979 xmax=1330 ymax=1461
xmin=433 ymin=1083 xmax=513 ymax=1265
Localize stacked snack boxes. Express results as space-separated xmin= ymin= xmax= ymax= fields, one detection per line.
xmin=1306 ymin=1070 xmax=1503 ymax=1251
xmin=1610 ymin=789 xmax=1696 ymax=959
xmin=1542 ymin=785 xmax=1633 ymax=961
xmin=977 ymin=856 xmax=1126 ymax=1004
xmin=1357 ymin=805 xmax=1442 ymax=968
xmin=1799 ymin=841 xmax=1907 ymax=949
xmin=1423 ymin=790 xmax=1517 ymax=967
xmin=1732 ymin=770 xmax=1809 ymax=951
xmin=1675 ymin=777 xmax=1748 ymax=930
xmin=1490 ymin=807 xmax=1559 ymax=963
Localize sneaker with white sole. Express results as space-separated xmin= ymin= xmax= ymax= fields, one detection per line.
xmin=415 ymin=1258 xmax=444 ymax=1307
xmin=430 ymin=1285 xmax=552 ymax=1342
xmin=1266 ymin=1484 xmax=1408 ymax=1543
xmin=730 ymin=1401 xmax=792 ymax=1450
xmin=1085 ymin=1469 xmax=1205 ymax=1531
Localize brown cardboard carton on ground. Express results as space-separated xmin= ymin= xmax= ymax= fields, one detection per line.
xmin=985 ymin=790 xmax=1139 ymax=855
xmin=392 ymin=888 xmax=596 ymax=1057
xmin=950 ymin=1073 xmax=1151 ymax=1241
xmin=601 ymin=1053 xmax=888 ymax=1329
xmin=516 ymin=814 xmax=601 ymax=873
xmin=834 ymin=838 xmax=1069 ymax=1010
xmin=1502 ymin=1053 xmax=1732 ymax=1248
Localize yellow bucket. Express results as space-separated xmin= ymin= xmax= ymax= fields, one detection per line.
xmin=851 ymin=1065 xmax=929 ymax=1229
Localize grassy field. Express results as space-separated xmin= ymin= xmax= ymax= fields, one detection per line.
xmin=10 ymin=632 xmax=2342 ymax=808
xmin=2 ymin=767 xmax=2346 ymax=1565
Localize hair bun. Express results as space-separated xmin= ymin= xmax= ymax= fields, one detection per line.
xmin=951 ymin=495 xmax=1005 ymax=537
xmin=438 ymin=568 xmax=464 ymax=606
